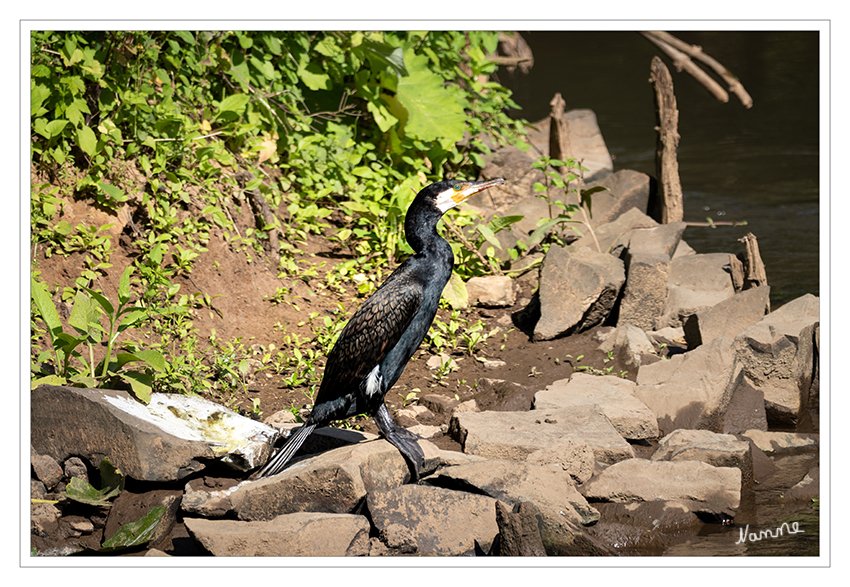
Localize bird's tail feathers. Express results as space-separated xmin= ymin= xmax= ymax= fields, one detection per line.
xmin=255 ymin=423 xmax=316 ymax=478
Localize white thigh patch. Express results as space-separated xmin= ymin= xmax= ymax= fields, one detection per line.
xmin=365 ymin=365 xmax=383 ymax=397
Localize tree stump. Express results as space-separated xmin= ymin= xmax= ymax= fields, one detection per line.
xmin=548 ymin=92 xmax=572 ymax=163
xmin=649 ymin=56 xmax=684 ymax=224
xmin=738 ymin=232 xmax=768 ymax=289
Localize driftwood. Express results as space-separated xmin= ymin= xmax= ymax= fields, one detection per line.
xmin=548 ymin=92 xmax=572 ymax=163
xmin=495 ymin=32 xmax=535 ymax=74
xmin=649 ymin=56 xmax=684 ymax=224
xmin=738 ymin=232 xmax=768 ymax=289
xmin=641 ymin=31 xmax=753 ymax=109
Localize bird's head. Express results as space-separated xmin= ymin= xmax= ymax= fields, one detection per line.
xmin=425 ymin=177 xmax=506 ymax=213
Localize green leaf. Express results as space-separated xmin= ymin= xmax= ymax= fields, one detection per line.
xmin=44 ymin=119 xmax=69 ymax=139
xmin=216 ymin=94 xmax=250 ymax=118
xmin=298 ymin=61 xmax=331 ymax=91
xmin=121 ymin=371 xmax=153 ymax=404
xmin=115 ymin=350 xmax=165 ymax=373
xmin=441 ymin=271 xmax=469 ymax=310
xmin=31 ymin=374 xmax=68 ymax=389
xmin=97 ymin=181 xmax=126 ymax=202
xmin=80 ymin=284 xmax=114 ymax=317
xmin=525 ymin=215 xmax=570 ymax=249
xmin=395 ymin=49 xmax=465 ymax=144
xmin=76 ymin=125 xmax=97 ymax=157
xmin=65 ymin=474 xmax=121 ymax=507
xmin=101 ymin=506 xmax=165 ymax=550
xmin=354 ymin=38 xmax=407 ymax=77
xmin=68 ymin=290 xmax=103 ymax=341
xmin=118 ymin=265 xmax=133 ymax=305
xmin=31 ymin=278 xmax=63 ymax=342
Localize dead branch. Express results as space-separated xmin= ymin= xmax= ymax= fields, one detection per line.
xmin=738 ymin=232 xmax=768 ymax=289
xmin=548 ymin=92 xmax=572 ymax=163
xmin=650 ymin=56 xmax=684 ymax=224
xmin=643 ymin=31 xmax=753 ymax=108
xmin=641 ymin=31 xmax=730 ymax=105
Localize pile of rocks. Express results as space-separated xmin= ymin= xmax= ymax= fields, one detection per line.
xmin=30 ymin=109 xmax=820 ymax=557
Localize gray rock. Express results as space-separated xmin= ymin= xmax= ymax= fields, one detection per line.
xmin=479 ymin=146 xmax=545 ymax=213
xmin=498 ymin=500 xmax=615 ymax=556
xmin=366 ymin=484 xmax=500 ymax=556
xmin=32 ymin=385 xmax=278 ymax=482
xmin=740 ymin=429 xmax=818 ymax=455
xmin=63 ymin=457 xmax=89 ymax=484
xmin=526 ymin=440 xmax=596 ymax=485
xmin=534 ymin=244 xmax=625 ymax=340
xmin=450 ymin=405 xmax=635 ymax=464
xmin=651 ymin=429 xmax=753 ymax=487
xmin=580 ymin=169 xmax=652 ymax=228
xmin=684 ymin=285 xmax=771 ymax=348
xmin=230 ymin=438 xmax=440 ymax=521
xmin=466 ymin=275 xmax=516 ymax=308
xmin=526 ymin=109 xmax=614 ymax=183
xmin=104 ymin=487 xmax=182 ymax=550
xmin=534 ymin=374 xmax=659 ymax=440
xmin=635 ymin=337 xmax=743 ymax=435
xmin=587 ymin=501 xmax=702 ymax=552
xmin=31 ymin=452 xmax=63 ymax=491
xmin=597 ymin=324 xmax=658 ymax=373
xmin=182 ymin=477 xmax=242 ymax=518
xmin=657 ymin=253 xmax=737 ymax=329
xmin=425 ymin=459 xmax=599 ymax=526
xmin=782 ymin=466 xmax=819 ymax=502
xmin=721 ymin=377 xmax=768 ymax=434
xmin=734 ymin=294 xmax=819 ymax=426
xmin=580 ymin=458 xmax=741 ymax=518
xmin=184 ymin=512 xmax=371 ymax=556
xmin=617 ymin=222 xmax=687 ymax=330
xmin=573 ymin=207 xmax=658 ymax=256
xmin=494 ymin=500 xmax=548 ymax=556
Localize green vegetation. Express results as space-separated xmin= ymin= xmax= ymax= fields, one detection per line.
xmin=28 ymin=30 xmax=589 ymax=414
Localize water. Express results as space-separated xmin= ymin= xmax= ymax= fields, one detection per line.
xmin=498 ymin=31 xmax=821 ymax=307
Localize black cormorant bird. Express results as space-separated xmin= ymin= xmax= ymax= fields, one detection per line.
xmin=256 ymin=177 xmax=505 ymax=481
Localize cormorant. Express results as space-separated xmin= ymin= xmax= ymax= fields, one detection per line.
xmin=256 ymin=177 xmax=506 ymax=481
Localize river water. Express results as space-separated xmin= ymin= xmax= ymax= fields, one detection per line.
xmin=498 ymin=30 xmax=822 ymax=308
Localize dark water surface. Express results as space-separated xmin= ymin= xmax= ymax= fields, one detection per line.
xmin=498 ymin=30 xmax=822 ymax=307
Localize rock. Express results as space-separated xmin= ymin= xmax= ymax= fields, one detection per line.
xmin=721 ymin=377 xmax=768 ymax=434
xmin=31 ymin=452 xmax=63 ymax=491
xmin=534 ymin=374 xmax=659 ymax=440
xmin=635 ymin=337 xmax=743 ymax=435
xmin=419 ymin=393 xmax=460 ymax=416
xmin=366 ymin=484 xmax=500 ymax=556
xmin=684 ymin=285 xmax=771 ymax=348
xmin=587 ymin=501 xmax=702 ymax=552
xmin=580 ymin=169 xmax=652 ymax=227
xmin=63 ymin=457 xmax=89 ymax=484
xmin=31 ymin=502 xmax=62 ymax=540
xmin=740 ymin=430 xmax=818 ymax=455
xmin=184 ymin=512 xmax=371 ymax=556
xmin=734 ymin=294 xmax=819 ymax=426
xmin=230 ymin=438 xmax=440 ymax=521
xmin=534 ymin=244 xmax=625 ymax=340
xmin=31 ymin=385 xmax=277 ymax=482
xmin=580 ymin=458 xmax=741 ymax=518
xmin=597 ymin=324 xmax=658 ymax=374
xmin=478 ymin=146 xmax=545 ymax=213
xmin=182 ymin=477 xmax=242 ymax=518
xmin=527 ymin=109 xmax=614 ymax=183
xmin=573 ymin=206 xmax=658 ymax=256
xmin=466 ymin=275 xmax=515 ymax=307
xmin=526 ymin=440 xmax=596 ymax=484
xmin=782 ymin=466 xmax=819 ymax=502
xmin=651 ymin=429 xmax=753 ymax=487
xmin=425 ymin=459 xmax=599 ymax=526
xmin=263 ymin=409 xmax=298 ymax=430
xmin=494 ymin=500 xmax=547 ymax=556
xmin=657 ymin=253 xmax=737 ymax=329
xmin=472 ymin=378 xmax=534 ymax=412
xmin=450 ymin=405 xmax=635 ymax=464
xmin=617 ymin=222 xmax=687 ymax=330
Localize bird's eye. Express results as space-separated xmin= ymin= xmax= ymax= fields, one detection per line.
xmin=452 ymin=184 xmax=462 ymax=192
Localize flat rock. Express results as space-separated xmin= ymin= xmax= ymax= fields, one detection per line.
xmin=31 ymin=385 xmax=276 ymax=482
xmin=598 ymin=324 xmax=658 ymax=374
xmin=230 ymin=438 xmax=440 ymax=521
xmin=527 ymin=109 xmax=614 ymax=183
xmin=450 ymin=405 xmax=635 ymax=464
xmin=657 ymin=253 xmax=737 ymax=329
xmin=572 ymin=206 xmax=658 ymax=255
xmin=635 ymin=336 xmax=743 ymax=435
xmin=580 ymin=169 xmax=652 ymax=227
xmin=526 ymin=440 xmax=596 ymax=484
xmin=534 ymin=244 xmax=625 ymax=340
xmin=740 ymin=429 xmax=819 ymax=455
xmin=184 ymin=512 xmax=371 ymax=556
xmin=366 ymin=484 xmax=500 ymax=556
xmin=466 ymin=275 xmax=515 ymax=308
xmin=580 ymin=458 xmax=741 ymax=518
xmin=534 ymin=373 xmax=659 ymax=440
xmin=684 ymin=285 xmax=771 ymax=348
xmin=651 ymin=429 xmax=753 ymax=486
xmin=734 ymin=294 xmax=819 ymax=426
xmin=425 ymin=459 xmax=599 ymax=526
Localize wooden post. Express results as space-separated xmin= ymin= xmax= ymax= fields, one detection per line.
xmin=649 ymin=56 xmax=684 ymax=224
xmin=548 ymin=92 xmax=572 ymax=163
xmin=738 ymin=232 xmax=768 ymax=289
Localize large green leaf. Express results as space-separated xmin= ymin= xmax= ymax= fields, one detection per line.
xmin=441 ymin=271 xmax=469 ymax=310
xmin=68 ymin=290 xmax=103 ymax=341
xmin=101 ymin=506 xmax=165 ymax=550
xmin=31 ymin=277 xmax=63 ymax=342
xmin=395 ymin=49 xmax=465 ymax=145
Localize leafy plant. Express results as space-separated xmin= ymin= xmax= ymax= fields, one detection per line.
xmin=31 ymin=265 xmax=165 ymax=402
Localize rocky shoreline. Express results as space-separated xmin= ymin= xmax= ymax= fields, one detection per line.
xmin=30 ymin=109 xmax=820 ymax=557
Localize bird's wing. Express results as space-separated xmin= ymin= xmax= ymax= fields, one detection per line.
xmin=316 ymin=274 xmax=424 ymax=400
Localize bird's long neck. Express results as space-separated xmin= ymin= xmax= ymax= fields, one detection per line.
xmin=405 ymin=203 xmax=449 ymax=257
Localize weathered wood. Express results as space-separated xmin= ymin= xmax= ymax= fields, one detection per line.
xmin=738 ymin=232 xmax=768 ymax=289
xmin=643 ymin=31 xmax=753 ymax=108
xmin=649 ymin=56 xmax=684 ymax=224
xmin=641 ymin=32 xmax=730 ymax=104
xmin=548 ymin=92 xmax=572 ymax=163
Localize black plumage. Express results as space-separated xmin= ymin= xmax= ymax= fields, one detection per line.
xmin=256 ymin=177 xmax=505 ymax=481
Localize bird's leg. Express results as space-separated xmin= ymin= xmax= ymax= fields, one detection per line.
xmin=374 ymin=402 xmax=425 ymax=483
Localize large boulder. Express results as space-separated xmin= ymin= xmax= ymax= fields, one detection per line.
xmin=635 ymin=337 xmax=743 ymax=435
xmin=450 ymin=405 xmax=635 ymax=464
xmin=684 ymin=285 xmax=771 ymax=348
xmin=31 ymin=385 xmax=277 ymax=482
xmin=571 ymin=206 xmax=658 ymax=255
xmin=534 ymin=244 xmax=625 ymax=340
xmin=533 ymin=373 xmax=659 ymax=440
xmin=650 ymin=429 xmax=753 ymax=487
xmin=734 ymin=294 xmax=819 ymax=426
xmin=580 ymin=458 xmax=741 ymax=518
xmin=657 ymin=253 xmax=737 ymax=329
xmin=580 ymin=169 xmax=652 ymax=227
